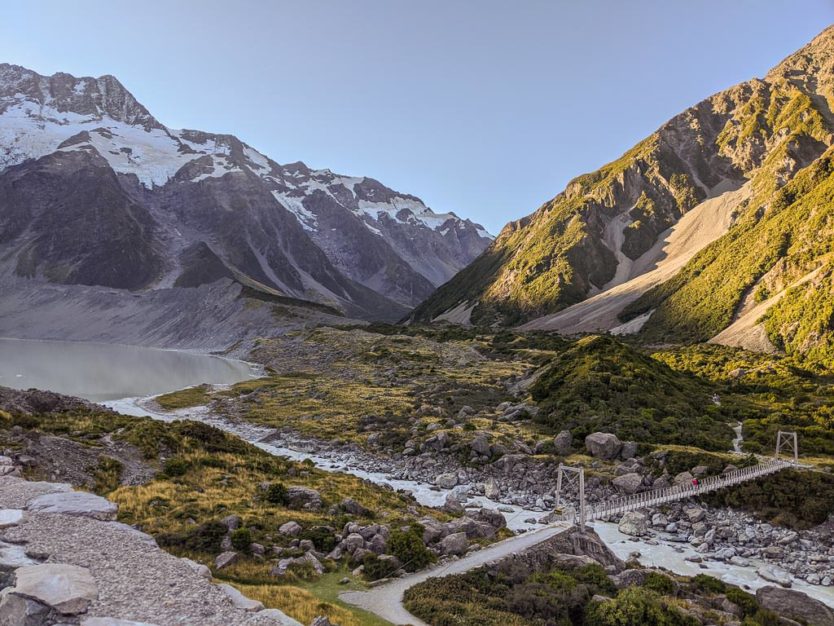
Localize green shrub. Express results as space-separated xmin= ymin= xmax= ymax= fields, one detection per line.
xmin=389 ymin=524 xmax=434 ymax=572
xmin=158 ymin=520 xmax=227 ymax=554
xmin=585 ymin=587 xmax=700 ymax=625
xmin=363 ymin=553 xmax=398 ymax=581
xmin=644 ymin=572 xmax=677 ymax=595
xmin=230 ymin=527 xmax=252 ymax=552
xmin=725 ymin=587 xmax=758 ymax=617
xmin=264 ymin=482 xmax=288 ymax=505
xmin=692 ymin=574 xmax=726 ymax=594
xmin=91 ymin=456 xmax=123 ymax=494
xmin=300 ymin=526 xmax=337 ymax=553
xmin=162 ymin=456 xmax=190 ymax=477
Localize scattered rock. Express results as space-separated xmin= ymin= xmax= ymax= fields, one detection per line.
xmin=285 ymin=487 xmax=322 ymax=510
xmin=434 ymin=473 xmax=458 ymax=489
xmin=757 ymin=565 xmax=792 ymax=587
xmin=215 ymin=551 xmax=239 ymax=570
xmin=584 ymin=432 xmax=622 ymax=460
xmin=553 ymin=431 xmax=572 ymax=455
xmin=340 ymin=498 xmax=372 ymax=517
xmin=612 ymin=472 xmax=642 ymax=495
xmin=278 ymin=521 xmax=302 ymax=537
xmin=618 ymin=512 xmax=648 ymax=537
xmin=439 ymin=532 xmax=468 ymax=556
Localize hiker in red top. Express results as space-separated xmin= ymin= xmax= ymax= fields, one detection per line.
xmin=691 ymin=478 xmax=699 ymax=488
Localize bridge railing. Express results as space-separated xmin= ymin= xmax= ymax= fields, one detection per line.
xmin=587 ymin=458 xmax=791 ymax=521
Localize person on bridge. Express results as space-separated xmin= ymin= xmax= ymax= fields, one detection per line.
xmin=691 ymin=478 xmax=699 ymax=488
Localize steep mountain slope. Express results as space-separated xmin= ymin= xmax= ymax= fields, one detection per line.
xmin=410 ymin=25 xmax=834 ymax=335
xmin=0 ymin=63 xmax=491 ymax=329
xmin=619 ymin=29 xmax=834 ymax=365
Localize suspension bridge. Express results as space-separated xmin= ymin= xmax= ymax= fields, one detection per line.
xmin=557 ymin=430 xmax=800 ymax=527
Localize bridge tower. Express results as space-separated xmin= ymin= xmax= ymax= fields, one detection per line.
xmin=775 ymin=431 xmax=798 ymax=464
xmin=555 ymin=464 xmax=587 ymax=530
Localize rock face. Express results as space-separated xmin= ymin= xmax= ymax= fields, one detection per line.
xmin=0 ymin=63 xmax=491 ymax=333
xmin=756 ymin=585 xmax=834 ymax=626
xmin=584 ymin=433 xmax=622 ymax=460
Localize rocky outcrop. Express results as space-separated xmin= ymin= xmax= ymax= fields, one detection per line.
xmin=0 ymin=472 xmax=301 ymax=626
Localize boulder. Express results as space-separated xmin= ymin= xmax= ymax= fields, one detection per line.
xmin=757 ymin=565 xmax=792 ymax=587
xmin=756 ymin=586 xmax=834 ymax=625
xmin=612 ymin=472 xmax=642 ymax=495
xmin=27 ymin=491 xmax=117 ymax=521
xmin=483 ymin=478 xmax=500 ymax=499
xmin=221 ymin=515 xmax=242 ymax=531
xmin=214 ymin=551 xmax=239 ymax=570
xmin=584 ymin=433 xmax=622 ymax=460
xmin=285 ymin=487 xmax=322 ymax=510
xmin=181 ymin=558 xmax=212 ymax=580
xmin=470 ymin=433 xmax=491 ymax=456
xmin=242 ymin=609 xmax=304 ymax=625
xmin=553 ymin=430 xmax=572 ymax=455
xmin=434 ymin=473 xmax=458 ymax=489
xmin=12 ymin=563 xmax=97 ymax=615
xmin=439 ymin=532 xmax=468 ymax=556
xmin=342 ymin=533 xmax=366 ymax=553
xmin=684 ymin=506 xmax=705 ymax=523
xmin=278 ymin=521 xmax=302 ymax=537
xmin=217 ymin=583 xmax=264 ymax=612
xmin=618 ymin=512 xmax=648 ymax=537
xmin=473 ymin=508 xmax=506 ymax=531
xmin=0 ymin=509 xmax=24 ymax=529
xmin=81 ymin=617 xmax=162 ymax=626
xmin=673 ymin=471 xmax=694 ymax=487
xmin=620 ymin=441 xmax=638 ymax=459
xmin=340 ymin=498 xmax=373 ymax=517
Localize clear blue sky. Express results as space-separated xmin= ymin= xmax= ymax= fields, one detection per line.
xmin=3 ymin=1 xmax=833 ymax=234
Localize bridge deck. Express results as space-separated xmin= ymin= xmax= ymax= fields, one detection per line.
xmin=588 ymin=458 xmax=793 ymax=521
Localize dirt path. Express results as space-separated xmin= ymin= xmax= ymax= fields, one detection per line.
xmin=521 ymin=181 xmax=749 ymax=333
xmin=340 ymin=523 xmax=572 ymax=625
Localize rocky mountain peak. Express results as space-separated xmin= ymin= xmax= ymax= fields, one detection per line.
xmin=0 ymin=63 xmax=160 ymax=130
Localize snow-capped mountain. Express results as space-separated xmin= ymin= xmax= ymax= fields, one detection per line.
xmin=0 ymin=64 xmax=491 ymax=323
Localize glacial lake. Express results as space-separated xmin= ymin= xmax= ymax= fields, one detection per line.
xmin=0 ymin=337 xmax=258 ymax=401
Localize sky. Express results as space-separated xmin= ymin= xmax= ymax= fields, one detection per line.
xmin=2 ymin=1 xmax=833 ymax=234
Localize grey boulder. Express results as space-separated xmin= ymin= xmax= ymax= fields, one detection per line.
xmin=584 ymin=433 xmax=622 ymax=460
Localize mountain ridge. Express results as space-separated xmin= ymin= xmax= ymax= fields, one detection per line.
xmin=0 ymin=62 xmax=492 ymax=330
xmin=409 ymin=24 xmax=834 ymax=365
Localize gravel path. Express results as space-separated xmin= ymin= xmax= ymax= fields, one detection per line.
xmin=340 ymin=522 xmax=572 ymax=625
xmin=0 ymin=476 xmax=300 ymax=626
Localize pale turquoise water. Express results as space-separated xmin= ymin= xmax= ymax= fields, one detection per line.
xmin=0 ymin=338 xmax=257 ymax=401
